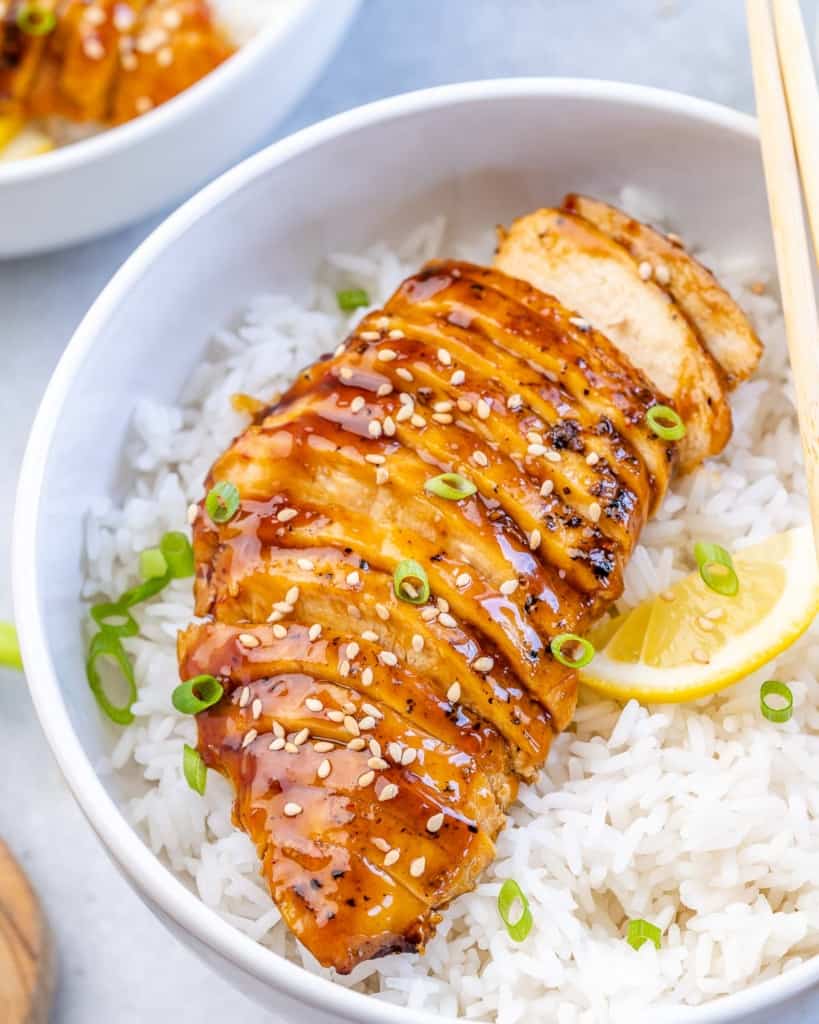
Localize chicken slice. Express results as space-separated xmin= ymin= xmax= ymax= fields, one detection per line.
xmin=563 ymin=193 xmax=763 ymax=388
xmin=494 ymin=208 xmax=732 ymax=471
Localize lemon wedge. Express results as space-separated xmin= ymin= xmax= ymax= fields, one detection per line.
xmin=0 ymin=125 xmax=55 ymax=162
xmin=580 ymin=527 xmax=819 ymax=703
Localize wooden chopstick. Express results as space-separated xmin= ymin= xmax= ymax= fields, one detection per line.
xmin=746 ymin=0 xmax=819 ymax=558
xmin=772 ymin=0 xmax=819 ymax=265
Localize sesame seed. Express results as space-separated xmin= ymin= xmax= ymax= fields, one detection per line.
xmin=346 ymin=642 xmax=360 ymax=660
xmin=451 ymin=370 xmax=466 ymax=385
xmin=410 ymin=413 xmax=426 ymax=428
xmin=456 ymin=572 xmax=472 ymax=588
xmin=401 ymin=747 xmax=417 ymax=766
xmin=545 ymin=449 xmax=562 ymax=463
xmin=368 ymin=756 xmax=389 ymax=770
xmin=437 ymin=597 xmax=449 ymax=613
xmin=335 ymin=344 xmax=347 ymax=358
xmin=369 ymin=738 xmax=382 ymax=756
xmin=135 ymin=95 xmax=154 ymax=113
xmin=277 ymin=507 xmax=298 ymax=522
xmin=368 ymin=420 xmax=383 ymax=439
xmin=527 ymin=431 xmax=543 ymax=444
xmin=361 ymin=667 xmax=374 ymax=686
xmin=373 ymin=836 xmax=391 ymax=852
xmin=339 ymin=367 xmax=354 ymax=381
xmin=186 ymin=502 xmax=198 ymax=524
xmin=540 ymin=480 xmax=555 ymax=498
xmin=314 ymin=740 xmax=334 ymax=753
xmin=114 ymin=6 xmax=136 ymax=30
xmin=327 ymin=709 xmax=344 ymax=723
xmin=529 ymin=529 xmax=542 ymax=550
xmin=351 ymin=396 xmax=366 ymax=413
xmin=162 ymin=8 xmax=182 ymax=29
xmin=375 ymin=603 xmax=390 ymax=621
xmin=473 ymin=450 xmax=488 ymax=467
xmin=434 ymin=400 xmax=453 ymax=413
xmin=473 ymin=656 xmax=494 ymax=673
xmin=338 ymin=659 xmax=351 ymax=677
xmin=83 ymin=37 xmax=106 ymax=60
xmin=383 ymin=416 xmax=396 ymax=436
xmin=379 ymin=650 xmax=398 ymax=667
xmin=432 ymin=412 xmax=454 ymax=425
xmin=384 ymin=849 xmax=400 ymax=866
xmin=341 ymin=700 xmax=356 ymax=714
xmin=272 ymin=624 xmax=287 ymax=639
xmin=420 ymin=606 xmax=438 ymax=621
xmin=457 ymin=398 xmax=473 ymax=413
xmin=284 ymin=742 xmax=299 ymax=754
xmin=476 ymin=399 xmax=490 ymax=420
xmin=438 ymin=612 xmax=457 ymax=629
xmin=379 ymin=783 xmax=399 ymax=802
xmin=411 ymin=634 xmax=424 ymax=652
xmin=358 ymin=770 xmax=375 ymax=787
xmin=344 ymin=715 xmax=360 ymax=737
xmin=660 ymin=591 xmax=676 ymax=602
xmin=697 ymin=616 xmax=715 ymax=632
xmin=377 ymin=348 xmax=397 ymax=362
xmin=156 ymin=46 xmax=173 ymax=67
xmin=396 ymin=368 xmax=414 ymax=382
xmin=283 ymin=802 xmax=303 ymax=817
xmin=638 ymin=260 xmax=653 ymax=281
xmin=305 ymin=698 xmax=323 ymax=713
xmin=297 ymin=557 xmax=315 ymax=572
xmin=500 ymin=579 xmax=519 ymax=596
xmin=395 ymin=405 xmax=413 ymax=423
xmin=655 ymin=262 xmax=671 ymax=285
xmin=285 ymin=586 xmax=299 ymax=604
xmin=238 ymin=633 xmax=260 ymax=648
xmin=589 ymin=502 xmax=602 ymax=523
xmin=692 ymin=648 xmax=710 ymax=664
xmin=273 ymin=601 xmax=293 ymax=615
xmin=706 ymin=607 xmax=724 ymax=620
xmin=409 ymin=856 xmax=426 ymax=877
xmin=446 ymin=681 xmax=461 ymax=703
xmin=348 ymin=736 xmax=367 ymax=751
xmin=251 ymin=698 xmax=262 ymax=720
xmin=293 ymin=728 xmax=310 ymax=746
xmin=569 ymin=316 xmax=591 ymax=331
xmin=586 ymin=451 xmax=600 ymax=466
xmin=241 ymin=729 xmax=257 ymax=748
xmin=360 ymin=631 xmax=378 ymax=644
xmin=389 ymin=328 xmax=405 ymax=340
xmin=269 ymin=737 xmax=285 ymax=751
xmin=365 ymin=453 xmax=386 ymax=464
xmin=346 ymin=571 xmax=361 ymax=586
xmin=239 ymin=686 xmax=251 ymax=708
xmin=361 ymin=330 xmax=381 ymax=341
xmin=427 ymin=812 xmax=444 ymax=833
xmin=528 ymin=443 xmax=546 ymax=457
xmin=272 ymin=721 xmax=285 ymax=739
xmin=362 ymin=702 xmax=383 ymax=719
xmin=377 ymin=382 xmax=394 ymax=397
xmin=317 ymin=759 xmax=331 ymax=779
xmin=308 ymin=623 xmax=322 ymax=641
xmin=507 ymin=394 xmax=523 ymax=411
xmin=437 ymin=348 xmax=452 ymax=366
xmin=359 ymin=715 xmax=376 ymax=731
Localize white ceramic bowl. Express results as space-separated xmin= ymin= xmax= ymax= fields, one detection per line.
xmin=0 ymin=0 xmax=360 ymax=258
xmin=14 ymin=79 xmax=818 ymax=1023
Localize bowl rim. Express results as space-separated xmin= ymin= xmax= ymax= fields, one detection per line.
xmin=14 ymin=76 xmax=816 ymax=1023
xmin=0 ymin=0 xmax=318 ymax=186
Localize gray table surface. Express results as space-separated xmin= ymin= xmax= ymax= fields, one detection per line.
xmin=2 ymin=1 xmax=818 ymax=1020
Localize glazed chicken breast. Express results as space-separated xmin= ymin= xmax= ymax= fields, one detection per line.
xmin=0 ymin=0 xmax=232 ymax=127
xmin=178 ymin=203 xmax=760 ymax=973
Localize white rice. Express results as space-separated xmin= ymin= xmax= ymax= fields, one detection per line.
xmin=86 ymin=191 xmax=819 ymax=1023
xmin=212 ymin=0 xmax=303 ymax=46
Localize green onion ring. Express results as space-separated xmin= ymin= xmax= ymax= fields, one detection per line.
xmin=172 ymin=675 xmax=224 ymax=715
xmin=424 ymin=473 xmax=477 ymax=501
xmin=694 ymin=541 xmax=739 ymax=597
xmin=139 ymin=547 xmax=168 ymax=581
xmin=0 ymin=621 xmax=22 ymax=671
xmin=16 ymin=3 xmax=57 ymax=36
xmin=626 ymin=918 xmax=662 ymax=951
xmin=393 ymin=559 xmax=430 ymax=605
xmin=550 ymin=632 xmax=595 ymax=669
xmin=760 ymin=680 xmax=793 ymax=723
xmin=90 ymin=602 xmax=139 ymax=639
xmin=205 ymin=480 xmax=240 ymax=524
xmin=183 ymin=744 xmax=208 ymax=795
xmin=160 ymin=531 xmax=195 ymax=579
xmin=118 ymin=571 xmax=172 ymax=609
xmin=497 ymin=879 xmax=533 ymax=942
xmin=86 ymin=630 xmax=137 ymax=726
xmin=646 ymin=404 xmax=686 ymax=441
xmin=336 ymin=288 xmax=370 ymax=312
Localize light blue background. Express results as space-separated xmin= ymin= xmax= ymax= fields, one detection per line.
xmin=1 ymin=1 xmax=817 ymax=1020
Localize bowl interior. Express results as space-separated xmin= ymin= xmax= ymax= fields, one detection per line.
xmin=18 ymin=82 xmax=789 ymax=1022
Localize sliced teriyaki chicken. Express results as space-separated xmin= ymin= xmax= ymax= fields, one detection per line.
xmin=563 ymin=193 xmax=763 ymax=388
xmin=0 ymin=0 xmax=232 ymax=127
xmin=494 ymin=207 xmax=733 ymax=471
xmin=183 ymin=259 xmax=681 ymax=973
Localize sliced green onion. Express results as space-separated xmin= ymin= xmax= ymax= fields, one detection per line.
xmin=183 ymin=744 xmax=207 ymax=795
xmin=760 ymin=680 xmax=793 ymax=723
xmin=160 ymin=531 xmax=195 ymax=579
xmin=497 ymin=879 xmax=533 ymax=942
xmin=205 ymin=481 xmax=240 ymax=524
xmin=139 ymin=547 xmax=168 ymax=581
xmin=90 ymin=602 xmax=139 ymax=639
xmin=337 ymin=288 xmax=370 ymax=312
xmin=694 ymin=541 xmax=739 ymax=597
xmin=118 ymin=572 xmax=172 ymax=609
xmin=85 ymin=630 xmax=137 ymax=726
xmin=646 ymin=404 xmax=686 ymax=441
xmin=550 ymin=632 xmax=595 ymax=669
xmin=626 ymin=918 xmax=662 ymax=951
xmin=393 ymin=559 xmax=430 ymax=605
xmin=0 ymin=622 xmax=22 ymax=671
xmin=16 ymin=3 xmax=57 ymax=35
xmin=172 ymin=675 xmax=224 ymax=715
xmin=424 ymin=473 xmax=477 ymax=501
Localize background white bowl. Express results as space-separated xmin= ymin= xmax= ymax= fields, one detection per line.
xmin=14 ymin=79 xmax=817 ymax=1023
xmin=0 ymin=0 xmax=360 ymax=258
